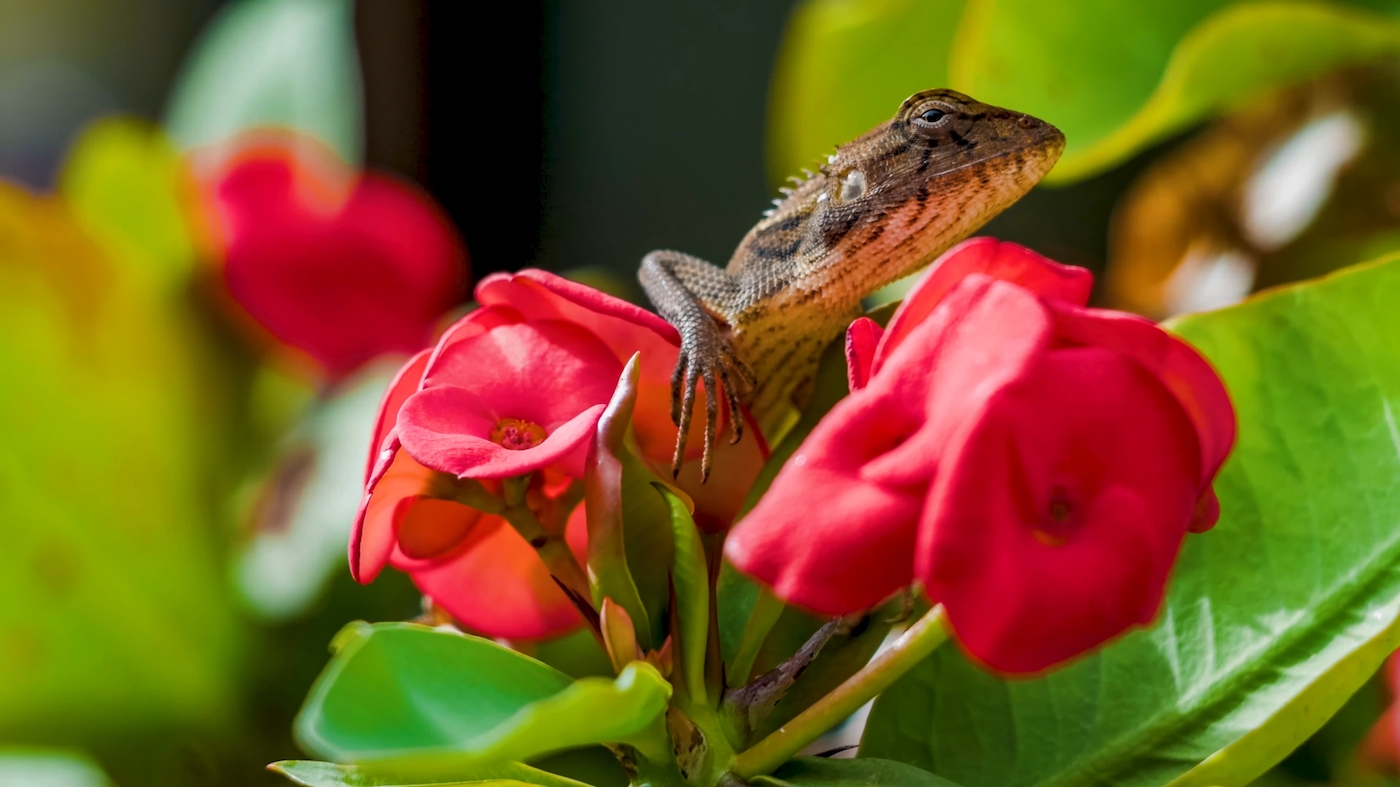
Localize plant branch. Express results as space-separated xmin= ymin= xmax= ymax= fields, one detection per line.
xmin=727 ymin=604 xmax=950 ymax=781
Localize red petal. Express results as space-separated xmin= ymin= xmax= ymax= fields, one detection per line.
xmin=726 ymin=278 xmax=1054 ymax=614
xmin=392 ymin=498 xmax=498 ymax=565
xmin=1189 ymin=489 xmax=1221 ymax=533
xmin=723 ymin=393 xmax=925 ymax=615
xmin=397 ymin=320 xmax=623 ymax=478
xmin=349 ymin=448 xmax=434 ymax=583
xmin=844 ymin=317 xmax=882 ymax=392
xmin=409 ymin=512 xmax=584 ymax=640
xmin=364 ymin=349 xmax=431 ymax=483
xmin=400 ymin=390 xmax=606 ymax=479
xmin=474 ymin=270 xmax=708 ymax=466
xmin=861 ymin=276 xmax=1054 ymax=488
xmin=919 ymin=347 xmax=1201 ymax=674
xmin=1046 ymin=302 xmax=1237 ymax=490
xmin=875 ymin=238 xmax=1092 ymax=376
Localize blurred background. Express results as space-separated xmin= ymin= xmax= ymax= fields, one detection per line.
xmin=5 ymin=0 xmax=1400 ymax=785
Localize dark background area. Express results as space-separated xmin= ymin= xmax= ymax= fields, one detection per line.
xmin=357 ymin=0 xmax=801 ymax=289
xmin=0 ymin=0 xmax=1121 ymax=294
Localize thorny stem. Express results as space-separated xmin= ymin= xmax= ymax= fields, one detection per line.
xmin=727 ymin=605 xmax=950 ymax=781
xmin=499 ymin=502 xmax=592 ymax=603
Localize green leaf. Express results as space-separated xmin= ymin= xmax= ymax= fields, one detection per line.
xmin=771 ymin=1 xmax=1400 ymax=187
xmin=296 ymin=623 xmax=671 ymax=769
xmin=1029 ymin=3 xmax=1400 ymax=183
xmin=752 ymin=757 xmax=964 ymax=786
xmin=60 ymin=119 xmax=197 ymax=282
xmin=767 ymin=0 xmax=967 ymax=185
xmin=656 ymin=483 xmax=710 ymax=704
xmin=270 ymin=759 xmax=590 ymax=787
xmin=585 ymin=355 xmax=674 ymax=651
xmin=719 ymin=566 xmax=786 ymax=688
xmin=164 ymin=0 xmax=363 ymax=163
xmin=0 ymin=749 xmax=113 ymax=787
xmin=0 ymin=122 xmax=243 ymax=741
xmin=948 ymin=0 xmax=1230 ymax=183
xmin=618 ymin=454 xmax=676 ymax=651
xmin=862 ymin=256 xmax=1400 ymax=785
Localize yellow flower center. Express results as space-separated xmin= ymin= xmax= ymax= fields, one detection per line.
xmin=491 ymin=418 xmax=546 ymax=450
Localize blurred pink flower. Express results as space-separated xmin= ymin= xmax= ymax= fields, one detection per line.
xmin=203 ymin=135 xmax=466 ymax=380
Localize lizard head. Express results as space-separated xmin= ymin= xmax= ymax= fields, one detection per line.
xmin=744 ymin=89 xmax=1064 ymax=279
xmin=840 ymin=88 xmax=1065 ymax=206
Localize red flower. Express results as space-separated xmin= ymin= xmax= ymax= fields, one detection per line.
xmin=725 ymin=238 xmax=1235 ymax=673
xmin=351 ymin=270 xmax=765 ymax=639
xmin=1361 ymin=652 xmax=1400 ymax=775
xmin=204 ymin=134 xmax=466 ymax=380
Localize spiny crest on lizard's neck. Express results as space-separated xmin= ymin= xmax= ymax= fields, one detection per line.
xmin=734 ymin=89 xmax=1064 ymax=269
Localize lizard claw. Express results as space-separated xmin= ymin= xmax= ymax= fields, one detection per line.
xmin=670 ymin=326 xmax=751 ymax=482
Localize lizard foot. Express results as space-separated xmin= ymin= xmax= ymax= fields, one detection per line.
xmin=670 ymin=327 xmax=754 ymax=482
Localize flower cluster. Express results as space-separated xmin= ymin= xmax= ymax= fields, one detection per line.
xmin=348 ymin=237 xmax=1234 ymax=673
xmin=725 ymin=238 xmax=1235 ymax=673
xmin=351 ymin=270 xmax=765 ymax=639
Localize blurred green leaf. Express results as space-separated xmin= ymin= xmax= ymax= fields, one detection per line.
xmin=753 ymin=757 xmax=963 ymax=786
xmin=0 ymin=122 xmax=242 ymax=741
xmin=296 ymin=623 xmax=671 ymax=769
xmin=165 ymin=0 xmax=363 ymax=162
xmin=771 ymin=1 xmax=1400 ymax=186
xmin=271 ymin=759 xmax=590 ymax=787
xmin=235 ymin=364 xmax=395 ymax=621
xmin=1028 ymin=3 xmax=1400 ymax=182
xmin=768 ymin=0 xmax=966 ymax=185
xmin=862 ymin=255 xmax=1400 ymax=785
xmin=0 ymin=749 xmax=113 ymax=787
xmin=948 ymin=0 xmax=1231 ymax=182
xmin=61 ymin=119 xmax=198 ymax=281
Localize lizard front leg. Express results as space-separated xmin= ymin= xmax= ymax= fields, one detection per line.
xmin=638 ymin=250 xmax=755 ymax=480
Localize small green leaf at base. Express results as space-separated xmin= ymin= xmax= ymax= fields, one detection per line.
xmin=295 ymin=623 xmax=670 ymax=772
xmin=752 ymin=757 xmax=965 ymax=786
xmin=270 ymin=759 xmax=590 ymax=786
xmin=655 ymin=483 xmax=710 ymax=704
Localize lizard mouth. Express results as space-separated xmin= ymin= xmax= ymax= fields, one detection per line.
xmin=940 ymin=122 xmax=1066 ymax=187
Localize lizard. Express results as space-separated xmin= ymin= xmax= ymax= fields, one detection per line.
xmin=639 ymin=89 xmax=1065 ymax=479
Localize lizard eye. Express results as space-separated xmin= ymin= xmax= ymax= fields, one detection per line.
xmin=919 ymin=108 xmax=946 ymax=124
xmin=837 ymin=169 xmax=867 ymax=202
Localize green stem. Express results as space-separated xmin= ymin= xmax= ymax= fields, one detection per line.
xmin=446 ymin=475 xmax=592 ymax=605
xmin=500 ymin=501 xmax=592 ymax=604
xmin=727 ymin=605 xmax=950 ymax=781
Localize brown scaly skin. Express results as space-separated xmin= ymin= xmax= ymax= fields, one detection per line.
xmin=639 ymin=89 xmax=1065 ymax=478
